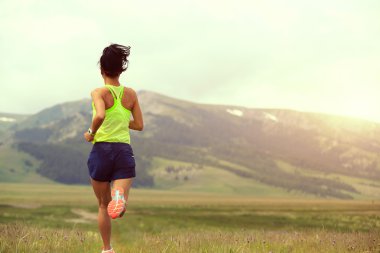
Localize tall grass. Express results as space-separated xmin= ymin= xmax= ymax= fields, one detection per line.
xmin=0 ymin=223 xmax=99 ymax=253
xmin=0 ymin=184 xmax=379 ymax=252
xmin=122 ymin=229 xmax=380 ymax=253
xmin=1 ymin=225 xmax=379 ymax=253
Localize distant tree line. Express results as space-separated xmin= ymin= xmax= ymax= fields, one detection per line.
xmin=17 ymin=142 xmax=154 ymax=187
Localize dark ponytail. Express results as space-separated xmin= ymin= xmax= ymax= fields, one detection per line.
xmin=100 ymin=44 xmax=131 ymax=77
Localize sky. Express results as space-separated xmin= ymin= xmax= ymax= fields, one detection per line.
xmin=1 ymin=0 xmax=380 ymax=122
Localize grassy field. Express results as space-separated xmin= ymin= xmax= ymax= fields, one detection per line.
xmin=149 ymin=157 xmax=312 ymax=198
xmin=275 ymin=160 xmax=380 ymax=200
xmin=149 ymin=157 xmax=380 ymax=200
xmin=0 ymin=183 xmax=379 ymax=253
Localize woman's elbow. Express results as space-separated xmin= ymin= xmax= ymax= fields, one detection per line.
xmin=95 ymin=113 xmax=105 ymax=122
xmin=136 ymin=122 xmax=144 ymax=131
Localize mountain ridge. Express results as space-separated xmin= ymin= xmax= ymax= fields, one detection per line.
xmin=1 ymin=90 xmax=380 ymax=199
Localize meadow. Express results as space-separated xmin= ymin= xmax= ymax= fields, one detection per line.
xmin=0 ymin=183 xmax=379 ymax=253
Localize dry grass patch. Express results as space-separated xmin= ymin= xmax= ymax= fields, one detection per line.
xmin=119 ymin=229 xmax=380 ymax=253
xmin=0 ymin=223 xmax=99 ymax=253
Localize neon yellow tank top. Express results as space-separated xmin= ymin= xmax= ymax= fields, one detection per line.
xmin=92 ymin=85 xmax=132 ymax=144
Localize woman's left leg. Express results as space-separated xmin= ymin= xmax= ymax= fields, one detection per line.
xmin=91 ymin=179 xmax=112 ymax=251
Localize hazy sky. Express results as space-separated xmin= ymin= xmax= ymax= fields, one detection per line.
xmin=1 ymin=0 xmax=380 ymax=122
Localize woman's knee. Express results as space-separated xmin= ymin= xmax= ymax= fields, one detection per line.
xmin=98 ymin=196 xmax=111 ymax=208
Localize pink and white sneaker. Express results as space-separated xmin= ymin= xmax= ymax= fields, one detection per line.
xmin=107 ymin=186 xmax=127 ymax=219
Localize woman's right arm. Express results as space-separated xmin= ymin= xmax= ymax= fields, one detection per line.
xmin=129 ymin=90 xmax=144 ymax=131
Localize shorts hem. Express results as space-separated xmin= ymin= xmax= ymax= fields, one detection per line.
xmin=90 ymin=174 xmax=136 ymax=182
xmin=111 ymin=174 xmax=136 ymax=181
xmin=89 ymin=176 xmax=110 ymax=182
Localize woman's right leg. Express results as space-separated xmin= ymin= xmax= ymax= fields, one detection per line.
xmin=91 ymin=178 xmax=112 ymax=251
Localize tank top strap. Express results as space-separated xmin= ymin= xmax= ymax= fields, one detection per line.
xmin=106 ymin=86 xmax=118 ymax=100
xmin=119 ymin=86 xmax=125 ymax=100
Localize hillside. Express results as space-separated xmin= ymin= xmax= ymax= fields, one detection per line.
xmin=0 ymin=112 xmax=29 ymax=140
xmin=1 ymin=91 xmax=380 ymax=199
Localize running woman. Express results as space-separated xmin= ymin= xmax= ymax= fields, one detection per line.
xmin=84 ymin=44 xmax=143 ymax=253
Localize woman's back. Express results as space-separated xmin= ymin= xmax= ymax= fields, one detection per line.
xmin=92 ymin=85 xmax=136 ymax=144
xmin=98 ymin=85 xmax=136 ymax=111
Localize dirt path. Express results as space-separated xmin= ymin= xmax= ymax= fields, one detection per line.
xmin=65 ymin=208 xmax=97 ymax=224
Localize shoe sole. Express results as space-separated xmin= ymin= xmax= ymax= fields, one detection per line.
xmin=107 ymin=187 xmax=126 ymax=219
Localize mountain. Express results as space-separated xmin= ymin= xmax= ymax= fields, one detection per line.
xmin=1 ymin=90 xmax=380 ymax=199
xmin=0 ymin=113 xmax=29 ymax=140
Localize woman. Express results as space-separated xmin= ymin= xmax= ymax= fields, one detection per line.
xmin=84 ymin=43 xmax=143 ymax=253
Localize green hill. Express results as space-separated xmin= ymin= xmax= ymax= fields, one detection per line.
xmin=0 ymin=145 xmax=53 ymax=184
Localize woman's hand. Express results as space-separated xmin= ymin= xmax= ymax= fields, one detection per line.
xmin=84 ymin=132 xmax=94 ymax=142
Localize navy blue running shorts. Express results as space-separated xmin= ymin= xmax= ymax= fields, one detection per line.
xmin=87 ymin=142 xmax=136 ymax=182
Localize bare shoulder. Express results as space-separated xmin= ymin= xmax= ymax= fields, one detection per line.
xmin=124 ymin=87 xmax=137 ymax=95
xmin=91 ymin=87 xmax=108 ymax=97
xmin=124 ymin=87 xmax=138 ymax=100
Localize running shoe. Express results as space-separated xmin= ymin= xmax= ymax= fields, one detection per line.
xmin=107 ymin=186 xmax=126 ymax=219
xmin=101 ymin=247 xmax=115 ymax=253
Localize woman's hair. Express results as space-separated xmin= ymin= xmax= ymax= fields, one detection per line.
xmin=99 ymin=44 xmax=131 ymax=77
